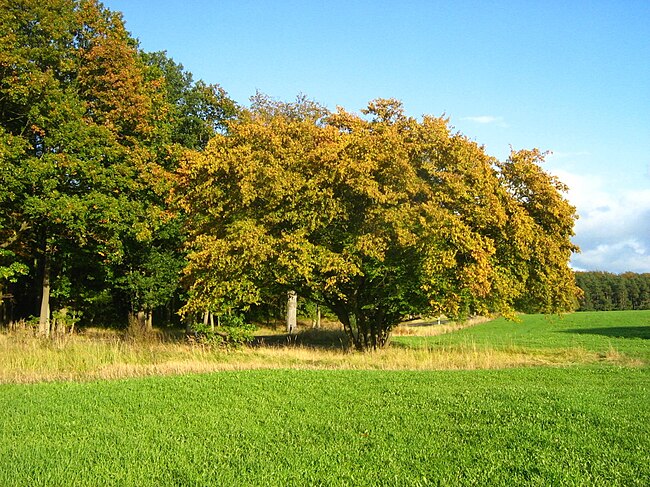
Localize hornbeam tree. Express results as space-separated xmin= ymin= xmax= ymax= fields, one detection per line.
xmin=177 ymin=96 xmax=580 ymax=351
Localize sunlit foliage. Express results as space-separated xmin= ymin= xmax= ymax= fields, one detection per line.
xmin=178 ymin=97 xmax=580 ymax=350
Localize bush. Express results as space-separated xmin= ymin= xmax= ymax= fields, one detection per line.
xmin=189 ymin=314 xmax=256 ymax=348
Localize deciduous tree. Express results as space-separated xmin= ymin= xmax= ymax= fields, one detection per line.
xmin=178 ymin=97 xmax=580 ymax=350
xmin=0 ymin=0 xmax=191 ymax=332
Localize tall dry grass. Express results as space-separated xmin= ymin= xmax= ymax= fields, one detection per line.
xmin=0 ymin=323 xmax=637 ymax=384
xmin=392 ymin=315 xmax=493 ymax=336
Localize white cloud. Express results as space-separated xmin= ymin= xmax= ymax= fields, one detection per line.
xmin=551 ymin=169 xmax=650 ymax=273
xmin=572 ymin=240 xmax=650 ymax=274
xmin=461 ymin=115 xmax=509 ymax=127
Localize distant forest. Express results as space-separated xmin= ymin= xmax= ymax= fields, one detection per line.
xmin=575 ymin=272 xmax=650 ymax=311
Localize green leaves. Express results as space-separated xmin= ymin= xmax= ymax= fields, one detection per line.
xmin=0 ymin=0 xmax=203 ymax=327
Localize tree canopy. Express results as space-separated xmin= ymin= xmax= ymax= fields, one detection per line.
xmin=177 ymin=97 xmax=580 ymax=350
xmin=0 ymin=0 xmax=234 ymax=333
xmin=1 ymin=1 xmax=581 ymax=348
xmin=575 ymin=272 xmax=650 ymax=311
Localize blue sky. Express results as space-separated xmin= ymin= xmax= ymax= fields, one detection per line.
xmin=104 ymin=0 xmax=650 ymax=273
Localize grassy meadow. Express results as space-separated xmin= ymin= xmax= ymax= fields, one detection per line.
xmin=0 ymin=310 xmax=648 ymax=485
xmin=1 ymin=310 xmax=648 ymax=383
xmin=393 ymin=310 xmax=650 ymax=362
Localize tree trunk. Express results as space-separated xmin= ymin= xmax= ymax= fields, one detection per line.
xmin=55 ymin=307 xmax=68 ymax=335
xmin=331 ymin=302 xmax=361 ymax=350
xmin=349 ymin=314 xmax=364 ymax=351
xmin=312 ymin=304 xmax=321 ymax=329
xmin=146 ymin=310 xmax=153 ymax=330
xmin=286 ymin=290 xmax=297 ymax=334
xmin=0 ymin=283 xmax=5 ymax=326
xmin=39 ymin=252 xmax=51 ymax=337
xmin=137 ymin=310 xmax=146 ymax=329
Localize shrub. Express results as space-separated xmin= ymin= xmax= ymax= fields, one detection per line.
xmin=189 ymin=314 xmax=256 ymax=348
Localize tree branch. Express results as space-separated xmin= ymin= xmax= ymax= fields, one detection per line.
xmin=1 ymin=221 xmax=31 ymax=249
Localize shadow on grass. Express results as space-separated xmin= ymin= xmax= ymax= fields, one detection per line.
xmin=562 ymin=326 xmax=650 ymax=340
xmin=252 ymin=328 xmax=349 ymax=350
xmin=388 ymin=340 xmax=430 ymax=350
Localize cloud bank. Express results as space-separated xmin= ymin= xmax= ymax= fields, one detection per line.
xmin=551 ymin=169 xmax=650 ymax=273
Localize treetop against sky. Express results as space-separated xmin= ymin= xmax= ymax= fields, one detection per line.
xmin=105 ymin=0 xmax=650 ymax=273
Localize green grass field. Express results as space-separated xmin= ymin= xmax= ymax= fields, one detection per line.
xmin=0 ymin=310 xmax=648 ymax=486
xmin=394 ymin=310 xmax=650 ymax=361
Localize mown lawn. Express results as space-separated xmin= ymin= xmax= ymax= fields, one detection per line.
xmin=394 ymin=310 xmax=650 ymax=361
xmin=0 ymin=311 xmax=648 ymax=486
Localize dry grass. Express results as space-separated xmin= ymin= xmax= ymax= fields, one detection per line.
xmin=0 ymin=322 xmax=640 ymax=384
xmin=392 ymin=315 xmax=493 ymax=336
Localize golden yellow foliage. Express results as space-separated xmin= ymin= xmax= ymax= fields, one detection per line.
xmin=177 ymin=97 xmax=579 ymax=350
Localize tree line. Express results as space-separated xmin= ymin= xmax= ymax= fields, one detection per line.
xmin=0 ymin=0 xmax=235 ymax=334
xmin=575 ymin=272 xmax=650 ymax=311
xmin=1 ymin=0 xmax=581 ymax=349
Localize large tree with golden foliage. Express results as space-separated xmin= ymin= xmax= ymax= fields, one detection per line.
xmin=177 ymin=96 xmax=579 ymax=351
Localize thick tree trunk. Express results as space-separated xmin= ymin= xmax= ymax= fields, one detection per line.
xmin=286 ymin=290 xmax=297 ymax=334
xmin=329 ymin=298 xmax=395 ymax=351
xmin=331 ymin=302 xmax=361 ymax=350
xmin=371 ymin=309 xmax=387 ymax=350
xmin=333 ymin=305 xmax=393 ymax=351
xmin=39 ymin=253 xmax=51 ymax=337
xmin=354 ymin=300 xmax=371 ymax=350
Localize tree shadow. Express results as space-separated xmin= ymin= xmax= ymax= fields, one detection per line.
xmin=561 ymin=326 xmax=650 ymax=340
xmin=252 ymin=328 xmax=349 ymax=350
